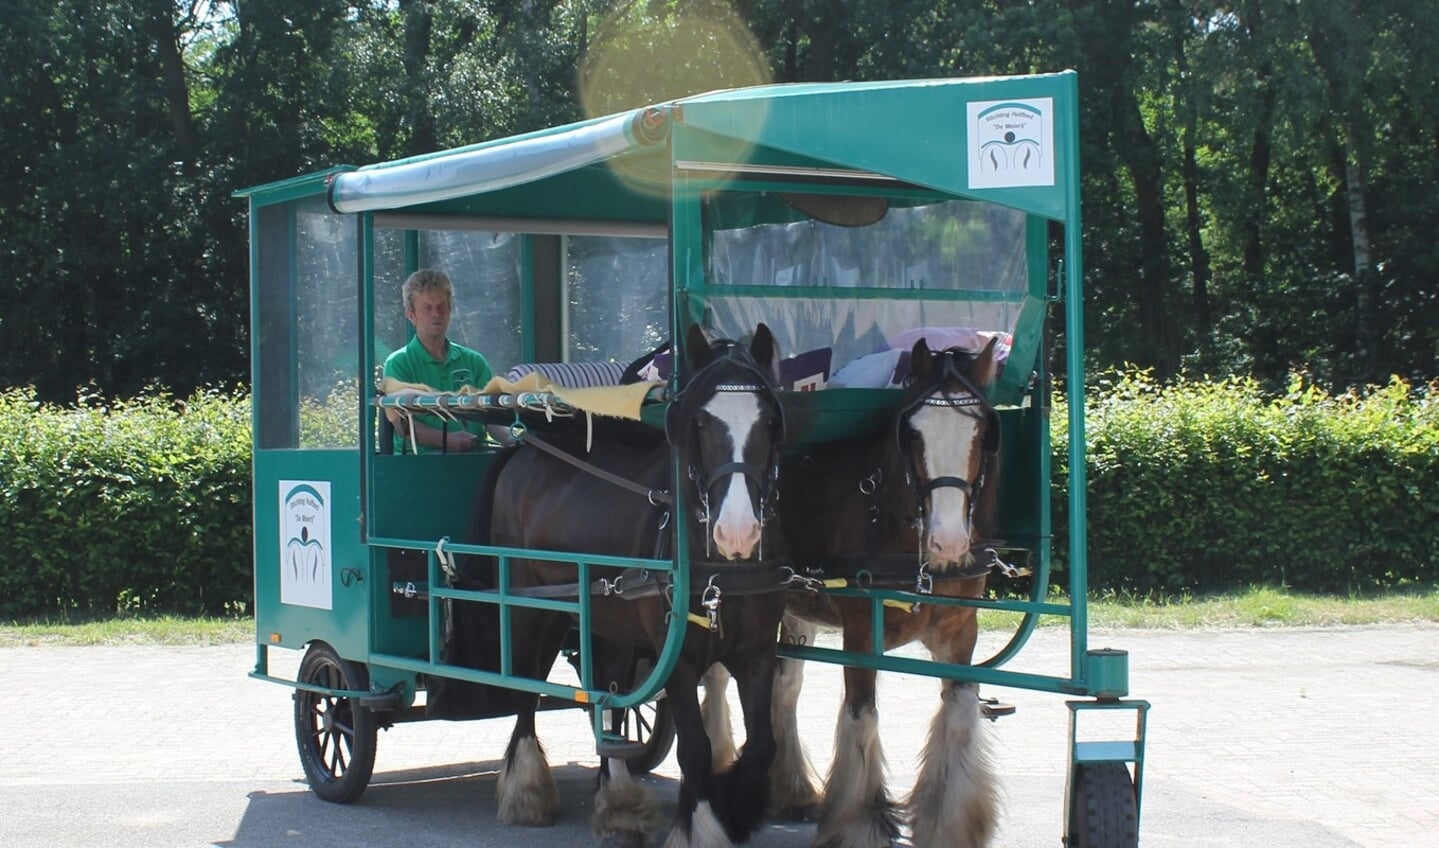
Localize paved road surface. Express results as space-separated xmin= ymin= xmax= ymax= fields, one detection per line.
xmin=2 ymin=625 xmax=1435 ymax=847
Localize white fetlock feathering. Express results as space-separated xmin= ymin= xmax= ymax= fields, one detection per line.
xmin=814 ymin=704 xmax=895 ymax=848
xmin=593 ymin=757 xmax=663 ymax=841
xmin=907 ymin=684 xmax=998 ymax=848
xmin=662 ymin=801 xmax=734 ymax=848
xmin=497 ymin=734 xmax=559 ymax=826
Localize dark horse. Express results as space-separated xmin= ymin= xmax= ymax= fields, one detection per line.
xmin=486 ymin=323 xmax=789 ymax=848
xmin=704 ymin=337 xmax=1003 ymax=848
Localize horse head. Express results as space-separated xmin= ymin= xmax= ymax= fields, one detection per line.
xmin=667 ymin=322 xmax=785 ymax=561
xmin=896 ymin=336 xmax=1001 ymax=572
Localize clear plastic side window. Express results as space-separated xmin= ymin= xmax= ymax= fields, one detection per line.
xmin=565 ymin=235 xmax=669 ymax=364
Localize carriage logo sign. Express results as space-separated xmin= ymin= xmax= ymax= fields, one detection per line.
xmin=967 ymin=98 xmax=1054 ymax=190
xmin=279 ymin=481 xmax=332 ymax=610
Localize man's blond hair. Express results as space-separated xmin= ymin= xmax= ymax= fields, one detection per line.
xmin=402 ymin=269 xmax=453 ymax=313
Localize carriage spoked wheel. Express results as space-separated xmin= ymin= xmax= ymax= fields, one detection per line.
xmin=608 ymin=693 xmax=677 ymax=774
xmin=1066 ymin=762 xmax=1139 ymax=848
xmin=293 ymin=642 xmax=378 ymax=804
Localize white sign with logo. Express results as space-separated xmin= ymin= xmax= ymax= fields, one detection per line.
xmin=967 ymin=98 xmax=1055 ymax=189
xmin=279 ymin=480 xmax=332 ymax=609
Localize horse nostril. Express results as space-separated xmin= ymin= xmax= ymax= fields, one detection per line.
xmin=928 ymin=534 xmax=970 ymax=562
xmin=714 ymin=520 xmax=761 ymax=559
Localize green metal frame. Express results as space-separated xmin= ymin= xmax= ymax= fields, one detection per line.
xmin=238 ymin=71 xmax=1147 ymax=815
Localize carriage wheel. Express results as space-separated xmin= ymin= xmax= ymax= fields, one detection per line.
xmin=609 ymin=694 xmax=677 ymax=774
xmin=1066 ymin=762 xmax=1138 ymax=848
xmin=293 ymin=642 xmax=378 ymax=804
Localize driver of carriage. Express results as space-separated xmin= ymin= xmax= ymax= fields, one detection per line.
xmin=383 ymin=268 xmax=495 ymax=453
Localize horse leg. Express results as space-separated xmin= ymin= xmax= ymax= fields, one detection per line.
xmin=770 ymin=614 xmax=821 ymax=821
xmin=497 ymin=696 xmax=559 ymax=825
xmin=592 ymin=647 xmax=664 ymax=846
xmin=907 ymin=606 xmax=997 ymax=848
xmin=814 ymin=618 xmax=900 ymax=848
xmin=700 ymin=664 xmax=737 ymax=771
xmin=496 ymin=608 xmax=570 ymax=826
xmin=662 ymin=662 xmax=733 ymax=848
xmin=707 ymin=648 xmax=779 ymax=843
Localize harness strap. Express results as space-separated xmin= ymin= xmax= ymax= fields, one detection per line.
xmin=797 ymin=545 xmax=1009 ymax=587
xmin=519 ymin=431 xmax=673 ymax=506
xmin=498 ymin=561 xmax=790 ymax=603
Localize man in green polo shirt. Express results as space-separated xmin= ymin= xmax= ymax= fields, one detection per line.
xmin=383 ymin=268 xmax=494 ymax=453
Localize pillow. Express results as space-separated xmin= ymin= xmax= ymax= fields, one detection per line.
xmin=779 ymin=347 xmax=832 ymax=391
xmin=504 ymin=361 xmax=625 ymax=389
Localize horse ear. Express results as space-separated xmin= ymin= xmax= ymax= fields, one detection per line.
xmin=908 ymin=337 xmax=935 ymax=383
xmin=749 ymin=323 xmax=778 ymax=369
xmin=685 ymin=323 xmax=713 ymax=372
xmin=973 ymin=337 xmax=1001 ymax=387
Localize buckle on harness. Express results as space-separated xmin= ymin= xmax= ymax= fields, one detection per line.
xmin=916 ymin=562 xmax=934 ymax=595
xmin=700 ymin=576 xmax=723 ymax=636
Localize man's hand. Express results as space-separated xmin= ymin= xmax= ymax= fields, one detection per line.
xmin=442 ymin=430 xmax=480 ymax=452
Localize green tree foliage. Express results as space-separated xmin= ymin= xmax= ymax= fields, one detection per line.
xmin=2 ymin=1 xmax=1439 ymax=400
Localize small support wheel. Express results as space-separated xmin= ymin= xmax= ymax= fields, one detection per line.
xmin=294 ymin=642 xmax=378 ymax=804
xmin=1066 ymin=762 xmax=1138 ymax=848
xmin=609 ymin=694 xmax=676 ymax=774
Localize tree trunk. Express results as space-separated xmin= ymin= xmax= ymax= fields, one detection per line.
xmin=1170 ymin=5 xmax=1211 ymax=340
xmin=1070 ymin=0 xmax=1178 ymax=374
xmin=791 ymin=0 xmax=845 ymax=81
xmin=400 ymin=0 xmax=437 ymax=156
xmin=147 ymin=0 xmax=197 ymax=175
xmin=1301 ymin=0 xmax=1378 ymax=375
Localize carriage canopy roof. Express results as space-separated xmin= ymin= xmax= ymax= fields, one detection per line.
xmin=296 ymin=73 xmax=1079 ymax=225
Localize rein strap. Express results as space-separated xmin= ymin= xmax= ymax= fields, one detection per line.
xmin=519 ymin=432 xmax=673 ymax=506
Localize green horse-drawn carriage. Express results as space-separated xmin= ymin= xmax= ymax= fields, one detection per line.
xmin=240 ymin=71 xmax=1147 ymax=847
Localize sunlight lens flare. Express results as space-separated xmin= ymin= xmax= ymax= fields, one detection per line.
xmin=578 ymin=1 xmax=772 ymax=194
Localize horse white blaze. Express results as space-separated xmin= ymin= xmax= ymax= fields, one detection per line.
xmin=912 ymin=405 xmax=980 ymax=565
xmin=704 ymin=392 xmax=764 ymax=560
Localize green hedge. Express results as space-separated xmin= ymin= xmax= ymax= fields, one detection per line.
xmin=0 ymin=387 xmax=252 ymax=618
xmin=1053 ymin=372 xmax=1439 ymax=594
xmin=2 ymin=374 xmax=1435 ymax=619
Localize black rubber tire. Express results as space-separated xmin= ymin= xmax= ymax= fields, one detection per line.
xmin=611 ymin=695 xmax=677 ymax=774
xmin=293 ymin=642 xmax=378 ymax=804
xmin=1067 ymin=762 xmax=1139 ymax=848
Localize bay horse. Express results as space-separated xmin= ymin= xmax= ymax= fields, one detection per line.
xmin=486 ymin=323 xmax=789 ymax=848
xmin=703 ymin=337 xmax=1003 ymax=848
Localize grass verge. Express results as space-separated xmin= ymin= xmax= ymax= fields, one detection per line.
xmin=2 ymin=586 xmax=1435 ymax=647
xmin=0 ymin=615 xmax=253 ymax=647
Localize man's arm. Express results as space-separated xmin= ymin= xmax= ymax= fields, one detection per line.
xmin=395 ymin=417 xmax=480 ymax=452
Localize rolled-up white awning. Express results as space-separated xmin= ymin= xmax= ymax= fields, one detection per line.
xmin=328 ymin=108 xmax=669 ymax=214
